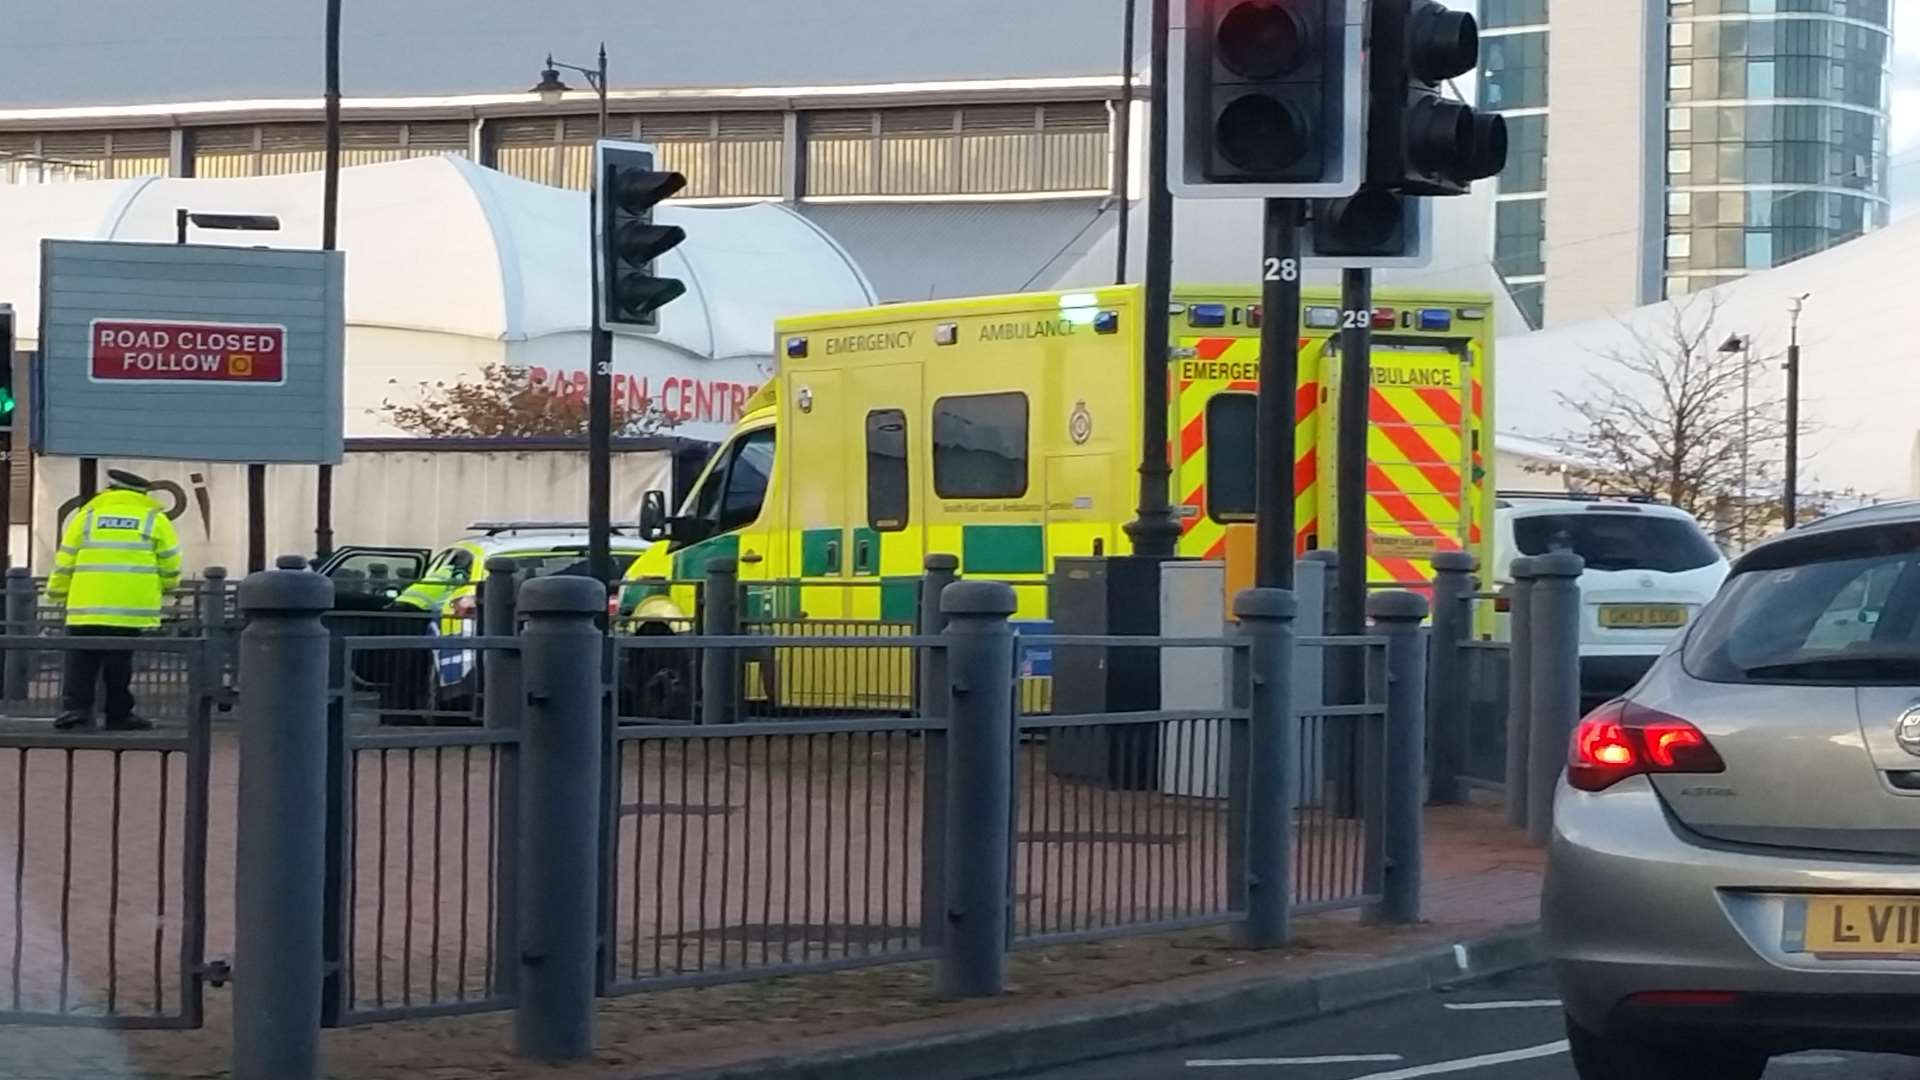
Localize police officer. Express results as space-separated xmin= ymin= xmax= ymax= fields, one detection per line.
xmin=49 ymin=469 xmax=183 ymax=730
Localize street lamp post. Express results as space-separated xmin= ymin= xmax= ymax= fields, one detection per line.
xmin=1718 ymin=332 xmax=1752 ymax=547
xmin=176 ymin=210 xmax=284 ymax=573
xmin=1784 ymin=293 xmax=1809 ymax=528
xmin=534 ymin=47 xmax=615 ymax=587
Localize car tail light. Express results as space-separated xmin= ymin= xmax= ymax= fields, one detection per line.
xmin=449 ymin=595 xmax=477 ymax=619
xmin=1568 ymin=700 xmax=1725 ymax=792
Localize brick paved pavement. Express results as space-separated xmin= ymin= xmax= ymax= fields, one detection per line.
xmin=0 ymin=730 xmax=1539 ymax=1080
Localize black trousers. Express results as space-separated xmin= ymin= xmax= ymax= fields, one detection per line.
xmin=61 ymin=626 xmax=141 ymax=722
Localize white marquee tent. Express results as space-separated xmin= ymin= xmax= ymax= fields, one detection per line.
xmin=0 ymin=156 xmax=877 ymax=442
xmin=1498 ymin=214 xmax=1920 ymax=502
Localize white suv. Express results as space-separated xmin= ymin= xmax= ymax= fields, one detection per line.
xmin=1494 ymin=495 xmax=1730 ymax=708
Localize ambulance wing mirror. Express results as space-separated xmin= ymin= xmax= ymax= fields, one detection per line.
xmin=640 ymin=490 xmax=670 ymax=543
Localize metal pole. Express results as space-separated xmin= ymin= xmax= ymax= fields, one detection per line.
xmin=1502 ymin=557 xmax=1537 ymax=829
xmin=1121 ymin=0 xmax=1180 ymax=558
xmin=315 ymin=0 xmax=341 ymax=560
xmin=1233 ymin=588 xmax=1297 ymax=947
xmin=588 ymin=44 xmax=614 ymax=586
xmin=936 ymin=580 xmax=1016 ymax=998
xmin=918 ymin=553 xmax=958 ymax=947
xmin=1112 ymin=0 xmax=1136 ymax=286
xmin=1527 ymin=551 xmax=1584 ymax=848
xmin=232 ymin=556 xmax=334 ymax=1080
xmin=1255 ymin=199 xmax=1303 ymax=589
xmin=699 ymin=557 xmax=740 ymax=725
xmin=79 ymin=457 xmax=98 ymax=500
xmin=1785 ymin=296 xmax=1805 ymax=528
xmin=1425 ymin=551 xmax=1474 ymax=806
xmin=1335 ymin=268 xmax=1371 ymax=684
xmin=3 ymin=567 xmax=31 ymax=700
xmin=1740 ymin=339 xmax=1751 ymax=546
xmin=513 ymin=576 xmax=605 ymax=1061
xmin=481 ymin=557 xmax=522 ymax=997
xmin=1367 ymin=590 xmax=1429 ymax=925
xmin=176 ymin=208 xmax=189 ymax=245
xmin=247 ymin=465 xmax=267 ymax=574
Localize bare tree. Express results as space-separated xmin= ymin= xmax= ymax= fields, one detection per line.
xmin=1551 ymin=294 xmax=1800 ymax=547
xmin=375 ymin=363 xmax=676 ymax=439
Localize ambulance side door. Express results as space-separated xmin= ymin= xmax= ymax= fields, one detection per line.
xmin=843 ymin=364 xmax=924 ymax=623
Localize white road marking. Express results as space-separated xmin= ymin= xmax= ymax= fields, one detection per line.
xmin=1342 ymin=1040 xmax=1571 ymax=1079
xmin=1187 ymin=1054 xmax=1404 ymax=1068
xmin=1775 ymin=1054 xmax=1847 ymax=1067
xmin=1440 ymin=999 xmax=1562 ymax=1011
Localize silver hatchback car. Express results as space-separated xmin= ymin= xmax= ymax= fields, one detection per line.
xmin=1545 ymin=502 xmax=1920 ymax=1080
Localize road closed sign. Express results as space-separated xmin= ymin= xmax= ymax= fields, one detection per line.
xmin=39 ymin=240 xmax=344 ymax=464
xmin=90 ymin=319 xmax=287 ymax=385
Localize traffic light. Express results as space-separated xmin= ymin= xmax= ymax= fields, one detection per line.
xmin=1168 ymin=0 xmax=1366 ymax=198
xmin=596 ymin=141 xmax=688 ymax=331
xmin=1303 ymin=190 xmax=1432 ymax=268
xmin=1366 ymin=0 xmax=1508 ymax=197
xmin=0 ymin=304 xmax=14 ymax=429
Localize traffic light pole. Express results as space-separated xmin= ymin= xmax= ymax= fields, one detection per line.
xmin=1334 ymin=267 xmax=1371 ymax=729
xmin=588 ymin=46 xmax=614 ymax=588
xmin=314 ymin=0 xmax=341 ymax=562
xmin=1336 ymin=268 xmax=1370 ymax=642
xmin=1254 ymin=198 xmax=1303 ymax=590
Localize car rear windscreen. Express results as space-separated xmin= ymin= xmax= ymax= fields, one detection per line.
xmin=1512 ymin=512 xmax=1721 ymax=573
xmin=1684 ymin=534 xmax=1920 ymax=685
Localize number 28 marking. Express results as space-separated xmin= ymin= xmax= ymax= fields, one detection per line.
xmin=1262 ymin=257 xmax=1299 ymax=283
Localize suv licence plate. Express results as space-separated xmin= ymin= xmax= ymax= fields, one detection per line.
xmin=1791 ymin=896 xmax=1920 ymax=957
xmin=1597 ymin=604 xmax=1688 ymax=629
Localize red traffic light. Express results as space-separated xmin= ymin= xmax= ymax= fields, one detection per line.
xmin=1215 ymin=0 xmax=1314 ymax=79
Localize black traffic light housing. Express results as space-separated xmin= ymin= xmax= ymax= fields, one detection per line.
xmin=1304 ymin=189 xmax=1432 ymax=267
xmin=0 ymin=304 xmax=13 ymax=430
xmin=1367 ymin=0 xmax=1507 ymax=197
xmin=1169 ymin=0 xmax=1365 ymax=198
xmin=597 ymin=142 xmax=688 ymax=330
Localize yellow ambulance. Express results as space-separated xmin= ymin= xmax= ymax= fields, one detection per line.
xmin=618 ymin=283 xmax=1494 ymax=707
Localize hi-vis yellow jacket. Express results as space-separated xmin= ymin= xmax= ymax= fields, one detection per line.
xmin=48 ymin=489 xmax=184 ymax=629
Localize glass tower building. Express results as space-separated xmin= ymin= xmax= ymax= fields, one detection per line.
xmin=1478 ymin=0 xmax=1892 ymax=329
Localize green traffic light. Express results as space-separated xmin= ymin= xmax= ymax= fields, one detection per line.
xmin=0 ymin=390 xmax=15 ymax=416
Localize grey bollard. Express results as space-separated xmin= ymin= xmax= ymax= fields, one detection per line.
xmin=232 ymin=555 xmax=334 ymax=1080
xmin=481 ymin=557 xmax=522 ymax=997
xmin=1233 ymin=588 xmax=1298 ymax=947
xmin=936 ymin=580 xmax=1016 ymax=998
xmin=514 ymin=576 xmax=605 ymax=1061
xmin=1527 ymin=552 xmax=1585 ymax=848
xmin=1367 ymin=590 xmax=1430 ymax=926
xmin=917 ymin=553 xmax=959 ymax=947
xmin=1503 ymin=558 xmax=1539 ymax=830
xmin=1426 ymin=552 xmax=1476 ymax=806
xmin=4 ymin=567 xmax=31 ymax=700
xmin=700 ymin=559 xmax=740 ymax=725
xmin=201 ymin=567 xmax=234 ymax=703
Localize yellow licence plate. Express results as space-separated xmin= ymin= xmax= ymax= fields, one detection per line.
xmin=1597 ymin=604 xmax=1689 ymax=629
xmin=1797 ymin=896 xmax=1920 ymax=957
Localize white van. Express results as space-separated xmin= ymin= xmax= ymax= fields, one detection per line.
xmin=1493 ymin=495 xmax=1730 ymax=708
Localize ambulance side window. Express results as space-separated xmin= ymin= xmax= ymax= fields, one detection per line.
xmin=1206 ymin=393 xmax=1257 ymax=523
xmin=932 ymin=392 xmax=1028 ymax=499
xmin=866 ymin=409 xmax=909 ymax=531
xmin=716 ymin=428 xmax=776 ymax=534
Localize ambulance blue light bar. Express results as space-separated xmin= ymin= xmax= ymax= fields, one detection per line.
xmin=1418 ymin=308 xmax=1452 ymax=331
xmin=1187 ymin=303 xmax=1228 ymax=328
xmin=785 ymin=336 xmax=808 ymax=358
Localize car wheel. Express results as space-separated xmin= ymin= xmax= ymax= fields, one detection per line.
xmin=1566 ymin=1014 xmax=1765 ymax=1080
